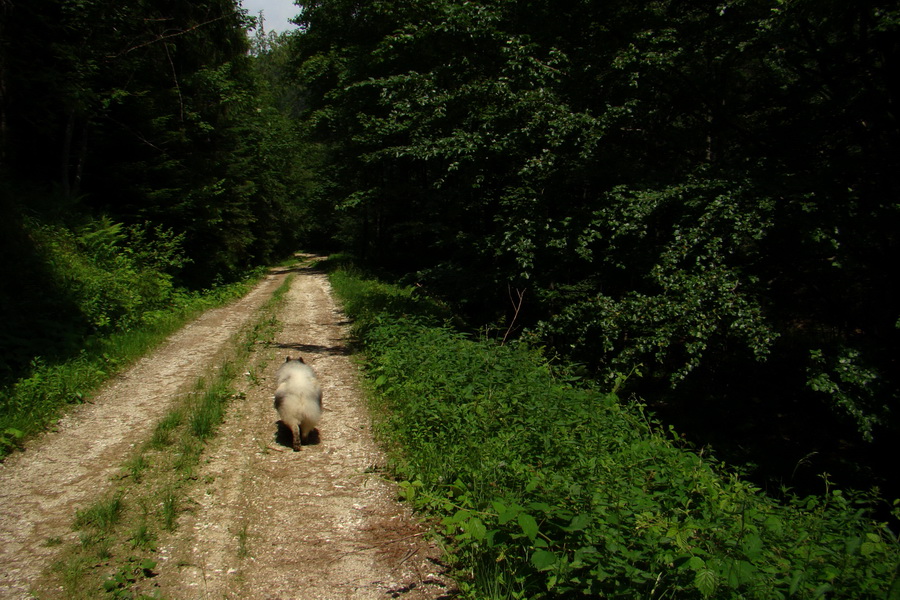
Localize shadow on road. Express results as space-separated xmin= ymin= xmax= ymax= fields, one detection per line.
xmin=273 ymin=422 xmax=321 ymax=450
xmin=271 ymin=341 xmax=351 ymax=356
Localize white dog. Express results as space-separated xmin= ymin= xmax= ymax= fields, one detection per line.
xmin=274 ymin=356 xmax=322 ymax=450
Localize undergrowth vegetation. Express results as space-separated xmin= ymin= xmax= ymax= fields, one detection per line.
xmin=327 ymin=261 xmax=900 ymax=599
xmin=0 ymin=209 xmax=265 ymax=458
xmin=41 ymin=273 xmax=291 ymax=599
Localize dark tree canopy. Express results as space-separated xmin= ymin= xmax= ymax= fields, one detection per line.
xmin=0 ymin=0 xmax=325 ymax=384
xmin=292 ymin=0 xmax=900 ymax=490
xmin=1 ymin=0 xmax=321 ymax=285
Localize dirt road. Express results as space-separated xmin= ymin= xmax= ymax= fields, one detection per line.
xmin=0 ymin=259 xmax=450 ymax=599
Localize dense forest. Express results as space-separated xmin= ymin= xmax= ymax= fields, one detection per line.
xmin=0 ymin=0 xmax=321 ymax=384
xmin=287 ymin=0 xmax=900 ymax=499
xmin=2 ymin=0 xmax=898 ymax=511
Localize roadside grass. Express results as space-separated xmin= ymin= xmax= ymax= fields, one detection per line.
xmin=236 ymin=521 xmax=251 ymax=559
xmin=73 ymin=493 xmax=124 ymax=533
xmin=0 ymin=274 xmax=265 ymax=459
xmin=328 ymin=262 xmax=900 ymax=600
xmin=38 ymin=268 xmax=294 ymax=599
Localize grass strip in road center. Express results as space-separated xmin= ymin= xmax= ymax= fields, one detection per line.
xmin=37 ymin=271 xmax=295 ymax=600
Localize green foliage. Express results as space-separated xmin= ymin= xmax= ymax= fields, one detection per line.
xmin=74 ymin=494 xmax=125 ymax=533
xmin=124 ymin=455 xmax=151 ymax=484
xmin=0 ymin=205 xmax=184 ymax=385
xmin=295 ymin=0 xmax=900 ymax=452
xmin=188 ymin=380 xmax=232 ymax=441
xmin=807 ymin=348 xmax=885 ymax=442
xmin=0 ymin=211 xmax=255 ymax=459
xmin=0 ymin=428 xmax=25 ymax=454
xmin=332 ymin=266 xmax=900 ymax=599
xmin=102 ymin=559 xmax=157 ymax=598
xmin=149 ymin=411 xmax=183 ymax=449
xmin=27 ymin=216 xmax=183 ymax=333
xmin=536 ymin=178 xmax=778 ymax=386
xmin=328 ymin=261 xmax=450 ymax=339
xmin=2 ymin=0 xmax=323 ymax=289
xmin=159 ymin=489 xmax=178 ymax=532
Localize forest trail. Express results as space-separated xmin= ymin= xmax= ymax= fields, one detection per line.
xmin=0 ymin=257 xmax=450 ymax=599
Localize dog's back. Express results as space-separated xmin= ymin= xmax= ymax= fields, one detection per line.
xmin=274 ymin=357 xmax=322 ymax=450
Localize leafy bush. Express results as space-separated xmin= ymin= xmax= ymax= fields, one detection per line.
xmin=327 ymin=258 xmax=451 ymax=339
xmin=0 ymin=212 xmax=255 ymax=459
xmin=332 ymin=266 xmax=900 ymax=599
xmin=33 ymin=216 xmax=187 ymax=333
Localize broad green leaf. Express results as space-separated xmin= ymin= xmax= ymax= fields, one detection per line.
xmin=493 ymin=499 xmax=521 ymax=525
xmin=564 ymin=513 xmax=591 ymax=532
xmin=531 ymin=549 xmax=557 ymax=571
xmin=694 ymin=570 xmax=717 ymax=598
xmin=741 ymin=533 xmax=763 ymax=559
xmin=465 ymin=517 xmax=487 ymax=541
xmin=518 ymin=512 xmax=539 ymax=541
xmin=140 ymin=558 xmax=157 ymax=571
xmin=861 ymin=541 xmax=878 ymax=556
xmin=764 ymin=515 xmax=784 ymax=535
xmin=726 ymin=560 xmax=756 ymax=587
xmin=789 ymin=570 xmax=805 ymax=595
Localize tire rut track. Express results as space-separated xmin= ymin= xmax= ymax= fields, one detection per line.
xmin=0 ymin=271 xmax=289 ymax=599
xmin=149 ymin=262 xmax=450 ymax=599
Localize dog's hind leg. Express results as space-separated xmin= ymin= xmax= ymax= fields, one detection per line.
xmin=283 ymin=418 xmax=302 ymax=451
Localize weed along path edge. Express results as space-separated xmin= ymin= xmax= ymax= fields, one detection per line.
xmin=0 ymin=256 xmax=451 ymax=599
